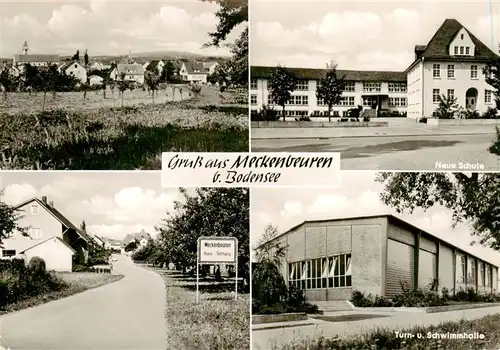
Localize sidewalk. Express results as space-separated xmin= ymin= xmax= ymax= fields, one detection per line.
xmin=251 ymin=124 xmax=498 ymax=140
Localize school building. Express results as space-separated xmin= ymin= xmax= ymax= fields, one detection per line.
xmin=250 ymin=19 xmax=498 ymax=119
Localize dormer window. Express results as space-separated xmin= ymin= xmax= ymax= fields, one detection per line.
xmin=31 ymin=204 xmax=39 ymax=215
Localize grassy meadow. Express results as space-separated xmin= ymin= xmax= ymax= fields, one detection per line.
xmin=0 ymin=85 xmax=248 ymax=170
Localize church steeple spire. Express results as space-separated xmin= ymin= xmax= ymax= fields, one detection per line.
xmin=22 ymin=41 xmax=29 ymax=55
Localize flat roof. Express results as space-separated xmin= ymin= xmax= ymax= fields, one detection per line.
xmin=269 ymin=214 xmax=498 ymax=268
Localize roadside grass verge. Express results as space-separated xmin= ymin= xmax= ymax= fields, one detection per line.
xmin=152 ymin=268 xmax=250 ymax=350
xmin=0 ymin=273 xmax=123 ymax=316
xmin=273 ymin=313 xmax=500 ymax=350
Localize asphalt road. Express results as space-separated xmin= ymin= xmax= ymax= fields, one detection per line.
xmin=252 ymin=134 xmax=500 ymax=170
xmin=0 ymin=255 xmax=166 ymax=350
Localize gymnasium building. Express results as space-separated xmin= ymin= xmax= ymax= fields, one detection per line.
xmin=269 ymin=214 xmax=499 ymax=302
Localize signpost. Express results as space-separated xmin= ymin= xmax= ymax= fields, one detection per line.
xmin=196 ymin=236 xmax=238 ymax=304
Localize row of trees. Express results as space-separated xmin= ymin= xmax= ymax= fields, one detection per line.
xmin=267 ymin=62 xmax=346 ymax=122
xmin=130 ymin=188 xmax=250 ymax=287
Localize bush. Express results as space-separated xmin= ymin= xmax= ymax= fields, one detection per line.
xmin=419 ymin=117 xmax=428 ymax=123
xmin=488 ymin=126 xmax=500 ymax=156
xmin=463 ymin=109 xmax=480 ymax=119
xmin=190 ymin=84 xmax=202 ymax=95
xmin=27 ymin=257 xmax=46 ymax=276
xmin=481 ymin=106 xmax=498 ymax=119
xmin=251 ymin=105 xmax=280 ymax=121
xmin=378 ymin=110 xmax=406 ymax=118
xmin=0 ymin=258 xmax=67 ymax=307
xmin=295 ymin=116 xmax=311 ymax=122
xmin=286 ymin=284 xmax=306 ymax=307
xmin=441 ymin=287 xmax=450 ymax=301
xmin=363 ymin=116 xmax=371 ymax=122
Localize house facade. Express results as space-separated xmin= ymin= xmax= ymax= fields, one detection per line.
xmin=250 ymin=19 xmax=498 ymax=119
xmin=110 ymin=64 xmax=145 ymax=84
xmin=179 ymin=62 xmax=208 ymax=83
xmin=58 ymin=61 xmax=87 ymax=83
xmin=20 ymin=237 xmax=76 ymax=272
xmin=251 ymin=67 xmax=407 ymax=118
xmin=89 ymin=75 xmax=104 ymax=86
xmin=87 ymin=61 xmax=105 ymax=71
xmin=267 ymin=214 xmax=498 ymax=304
xmin=2 ymin=196 xmax=92 ymax=271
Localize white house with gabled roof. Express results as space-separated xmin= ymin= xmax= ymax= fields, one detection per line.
xmin=2 ymin=196 xmax=92 ymax=271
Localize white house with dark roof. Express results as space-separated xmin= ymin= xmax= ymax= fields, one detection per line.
xmin=2 ymin=196 xmax=93 ymax=271
xmin=179 ymin=61 xmax=208 ymax=83
xmin=406 ymin=18 xmax=498 ymax=119
xmin=250 ymin=18 xmax=498 ymax=119
xmin=58 ymin=61 xmax=87 ymax=83
xmin=110 ymin=63 xmax=145 ymax=84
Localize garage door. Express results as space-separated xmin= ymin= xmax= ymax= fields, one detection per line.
xmin=386 ymin=239 xmax=414 ymax=297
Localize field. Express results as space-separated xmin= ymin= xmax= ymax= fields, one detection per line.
xmin=152 ymin=268 xmax=250 ymax=350
xmin=0 ymin=85 xmax=248 ymax=170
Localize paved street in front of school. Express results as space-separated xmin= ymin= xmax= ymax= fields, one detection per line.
xmin=251 ymin=122 xmax=500 ymax=170
xmin=0 ymin=255 xmax=166 ymax=350
xmin=252 ymin=307 xmax=500 ymax=349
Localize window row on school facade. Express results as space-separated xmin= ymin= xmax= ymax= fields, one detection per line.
xmin=250 ymin=79 xmax=407 ymax=93
xmin=288 ymin=253 xmax=352 ymax=290
xmin=430 ymin=88 xmax=493 ymax=104
xmin=250 ymin=94 xmax=408 ymax=108
xmin=431 ymin=63 xmax=488 ymax=80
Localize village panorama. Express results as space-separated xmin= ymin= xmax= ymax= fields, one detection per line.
xmin=0 ymin=1 xmax=249 ymax=170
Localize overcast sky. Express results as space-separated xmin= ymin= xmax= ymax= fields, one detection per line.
xmin=0 ymin=0 xmax=241 ymax=57
xmin=0 ymin=171 xmax=186 ymax=241
xmin=251 ymin=171 xmax=500 ymax=268
xmin=250 ymin=0 xmax=500 ymax=71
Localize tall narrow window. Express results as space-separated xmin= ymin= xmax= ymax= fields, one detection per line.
xmin=466 ymin=47 xmax=470 ymax=55
xmin=433 ymin=89 xmax=440 ymax=103
xmin=485 ymin=90 xmax=492 ymax=103
xmin=432 ymin=64 xmax=440 ymax=78
xmin=460 ymin=46 xmax=464 ymax=55
xmin=471 ymin=65 xmax=478 ymax=79
xmin=454 ymin=46 xmax=458 ymax=55
xmin=447 ymin=65 xmax=455 ymax=78
xmin=346 ymin=254 xmax=352 ymax=287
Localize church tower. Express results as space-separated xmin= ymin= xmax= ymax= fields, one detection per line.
xmin=22 ymin=41 xmax=29 ymax=55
